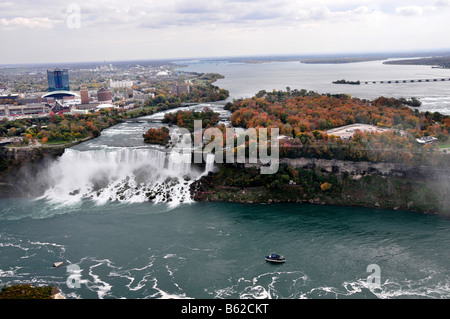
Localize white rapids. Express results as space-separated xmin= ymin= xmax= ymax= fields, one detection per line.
xmin=40 ymin=147 xmax=214 ymax=207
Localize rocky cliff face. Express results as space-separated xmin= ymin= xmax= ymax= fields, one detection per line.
xmin=277 ymin=157 xmax=450 ymax=181
xmin=193 ymin=157 xmax=450 ymax=215
xmin=0 ymin=146 xmax=65 ymax=198
xmin=0 ymin=145 xmax=65 ymax=162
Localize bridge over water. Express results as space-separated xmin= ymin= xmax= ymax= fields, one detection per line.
xmin=362 ymin=78 xmax=450 ymax=84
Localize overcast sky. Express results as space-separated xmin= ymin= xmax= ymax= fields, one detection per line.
xmin=1 ymin=0 xmax=450 ymax=64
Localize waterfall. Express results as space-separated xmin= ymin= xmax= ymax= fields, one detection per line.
xmin=36 ymin=104 xmax=227 ymax=207
xmin=40 ymin=147 xmax=210 ymax=207
xmin=204 ymin=153 xmax=216 ymax=175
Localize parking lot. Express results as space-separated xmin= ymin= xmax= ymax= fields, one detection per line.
xmin=325 ymin=124 xmax=393 ymax=139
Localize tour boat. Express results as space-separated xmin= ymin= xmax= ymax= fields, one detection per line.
xmin=265 ymin=254 xmax=286 ymax=263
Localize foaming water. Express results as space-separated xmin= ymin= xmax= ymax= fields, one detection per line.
xmin=39 ymin=147 xmax=211 ymax=207
xmin=303 ymin=270 xmax=450 ymax=299
xmin=416 ymin=96 xmax=450 ymax=114
xmin=1 ymin=202 xmax=450 ymax=299
xmin=211 ymin=270 xmax=310 ymax=299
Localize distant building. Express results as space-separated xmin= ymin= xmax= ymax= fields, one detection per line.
xmin=52 ymin=100 xmax=71 ymax=113
xmin=109 ymin=79 xmax=134 ymax=89
xmin=97 ymin=87 xmax=112 ymax=104
xmin=157 ymin=71 xmax=169 ymax=77
xmin=325 ymin=123 xmax=398 ymax=140
xmin=96 ymin=103 xmax=117 ymax=110
xmin=0 ymin=104 xmax=50 ymax=116
xmin=73 ymin=102 xmax=100 ymax=112
xmin=15 ymin=95 xmax=46 ymax=104
xmin=0 ymin=94 xmax=19 ymax=104
xmin=133 ymin=91 xmax=153 ymax=101
xmin=124 ymin=88 xmax=133 ymax=99
xmin=47 ymin=68 xmax=70 ymax=92
xmin=80 ymin=85 xmax=90 ymax=104
xmin=416 ymin=136 xmax=438 ymax=144
xmin=41 ymin=90 xmax=79 ymax=101
xmin=170 ymin=83 xmax=190 ymax=95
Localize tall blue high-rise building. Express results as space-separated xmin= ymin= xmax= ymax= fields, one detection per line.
xmin=47 ymin=68 xmax=70 ymax=92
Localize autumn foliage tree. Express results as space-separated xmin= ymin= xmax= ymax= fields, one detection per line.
xmin=162 ymin=108 xmax=220 ymax=132
xmin=1 ymin=110 xmax=123 ymax=143
xmin=143 ymin=127 xmax=171 ymax=146
xmin=227 ymin=90 xmax=450 ymax=165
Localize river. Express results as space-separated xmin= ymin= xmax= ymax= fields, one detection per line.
xmin=0 ymin=59 xmax=449 ymax=299
xmin=179 ymin=59 xmax=450 ymax=115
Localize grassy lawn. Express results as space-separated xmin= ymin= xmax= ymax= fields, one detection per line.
xmin=41 ymin=137 xmax=90 ymax=146
xmin=439 ymin=142 xmax=450 ymax=149
xmin=41 ymin=139 xmax=74 ymax=145
xmin=125 ymin=105 xmax=157 ymax=118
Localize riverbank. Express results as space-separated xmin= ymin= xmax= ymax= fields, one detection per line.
xmin=0 ymin=284 xmax=64 ymax=299
xmin=191 ymin=160 xmax=450 ymax=216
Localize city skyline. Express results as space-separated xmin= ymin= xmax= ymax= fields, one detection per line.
xmin=1 ymin=0 xmax=450 ymax=64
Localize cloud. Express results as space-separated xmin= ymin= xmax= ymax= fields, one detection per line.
xmin=352 ymin=6 xmax=370 ymax=14
xmin=435 ymin=0 xmax=450 ymax=6
xmin=395 ymin=6 xmax=424 ymax=16
xmin=1 ymin=0 xmax=450 ymax=64
xmin=308 ymin=7 xmax=331 ymax=20
xmin=0 ymin=1 xmax=410 ymax=32
xmin=0 ymin=17 xmax=57 ymax=29
xmin=174 ymin=0 xmax=220 ymax=14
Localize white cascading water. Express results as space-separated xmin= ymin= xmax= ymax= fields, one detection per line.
xmin=38 ymin=103 xmax=227 ymax=207
xmin=40 ymin=147 xmax=215 ymax=207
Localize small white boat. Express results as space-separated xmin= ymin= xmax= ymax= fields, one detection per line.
xmin=265 ymin=254 xmax=285 ymax=263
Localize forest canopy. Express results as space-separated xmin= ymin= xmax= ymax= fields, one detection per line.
xmin=162 ymin=108 xmax=220 ymax=132
xmin=226 ymin=89 xmax=450 ymax=165
xmin=143 ymin=126 xmax=171 ymax=146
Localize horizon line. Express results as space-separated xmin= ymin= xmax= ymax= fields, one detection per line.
xmin=2 ymin=48 xmax=450 ymax=67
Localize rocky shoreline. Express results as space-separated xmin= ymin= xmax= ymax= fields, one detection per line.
xmin=190 ymin=160 xmax=450 ymax=216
